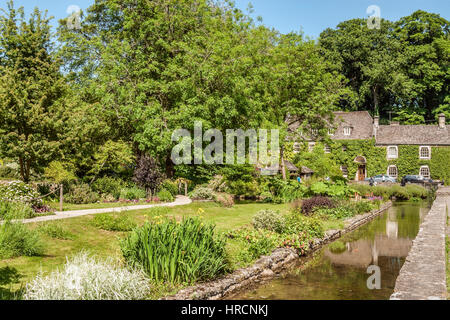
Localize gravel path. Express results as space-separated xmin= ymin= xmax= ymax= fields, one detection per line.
xmin=10 ymin=196 xmax=192 ymax=225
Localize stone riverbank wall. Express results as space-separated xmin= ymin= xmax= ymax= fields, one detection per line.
xmin=390 ymin=187 xmax=450 ymax=300
xmin=163 ymin=201 xmax=393 ymax=301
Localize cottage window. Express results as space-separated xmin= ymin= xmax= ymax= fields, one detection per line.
xmin=328 ymin=129 xmax=334 ymax=136
xmin=308 ymin=142 xmax=316 ymax=152
xmin=324 ymin=145 xmax=331 ymax=154
xmin=387 ymin=146 xmax=398 ymax=159
xmin=420 ymin=166 xmax=430 ymax=179
xmin=387 ymin=165 xmax=398 ymax=179
xmin=343 ymin=127 xmax=352 ymax=136
xmin=341 ymin=166 xmax=348 ymax=178
xmin=419 ymin=146 xmax=431 ymax=159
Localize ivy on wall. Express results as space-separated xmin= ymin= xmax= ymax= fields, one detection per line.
xmin=293 ymin=139 xmax=449 ymax=183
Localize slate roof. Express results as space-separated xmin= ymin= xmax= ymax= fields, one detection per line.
xmin=288 ymin=111 xmax=374 ymax=141
xmin=331 ymin=111 xmax=374 ymax=140
xmin=375 ymin=125 xmax=450 ymax=146
xmin=301 ymin=166 xmax=314 ymax=174
xmin=288 ymin=111 xmax=450 ymax=146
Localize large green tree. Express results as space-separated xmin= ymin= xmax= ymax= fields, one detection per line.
xmin=0 ymin=1 xmax=67 ymax=182
xmin=319 ymin=18 xmax=415 ymax=116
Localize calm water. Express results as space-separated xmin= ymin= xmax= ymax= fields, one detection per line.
xmin=230 ymin=202 xmax=430 ymax=300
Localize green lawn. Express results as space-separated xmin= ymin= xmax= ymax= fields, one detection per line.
xmin=0 ymin=201 xmax=290 ymax=298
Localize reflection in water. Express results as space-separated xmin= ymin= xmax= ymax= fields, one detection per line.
xmin=230 ymin=202 xmax=429 ymax=300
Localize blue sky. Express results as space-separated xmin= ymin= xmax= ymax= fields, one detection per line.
xmin=1 ymin=0 xmax=448 ymax=39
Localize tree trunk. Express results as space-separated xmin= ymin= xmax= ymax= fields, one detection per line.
xmin=373 ymin=86 xmax=379 ymax=115
xmin=280 ymin=148 xmax=287 ymax=180
xmin=165 ymin=155 xmax=174 ymax=178
xmin=59 ymin=184 xmax=64 ymax=212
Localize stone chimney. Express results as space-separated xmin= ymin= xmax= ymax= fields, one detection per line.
xmin=439 ymin=113 xmax=446 ymax=129
xmin=373 ymin=116 xmax=379 ymax=138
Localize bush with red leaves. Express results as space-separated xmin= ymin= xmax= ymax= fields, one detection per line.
xmin=301 ymin=196 xmax=336 ymax=216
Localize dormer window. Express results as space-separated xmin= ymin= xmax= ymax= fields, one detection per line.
xmin=419 ymin=146 xmax=431 ymax=160
xmin=343 ymin=127 xmax=352 ymax=136
xmin=387 ymin=146 xmax=398 ymax=159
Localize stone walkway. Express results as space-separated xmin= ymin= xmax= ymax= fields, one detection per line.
xmin=390 ymin=187 xmax=450 ymax=300
xmin=13 ymin=196 xmax=192 ymax=225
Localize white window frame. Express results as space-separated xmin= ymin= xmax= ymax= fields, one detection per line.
xmin=341 ymin=166 xmax=348 ymax=178
xmin=328 ymin=129 xmax=334 ymax=136
xmin=343 ymin=127 xmax=352 ymax=136
xmin=308 ymin=142 xmax=316 ymax=152
xmin=324 ymin=145 xmax=331 ymax=154
xmin=419 ymin=166 xmax=430 ymax=179
xmin=387 ymin=146 xmax=398 ymax=159
xmin=419 ymin=146 xmax=431 ymax=160
xmin=387 ymin=165 xmax=398 ymax=179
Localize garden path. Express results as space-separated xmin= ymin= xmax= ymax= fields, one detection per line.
xmin=15 ymin=196 xmax=192 ymax=225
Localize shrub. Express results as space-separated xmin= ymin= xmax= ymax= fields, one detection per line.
xmin=0 ymin=222 xmax=45 ymax=259
xmin=0 ymin=201 xmax=35 ymax=220
xmin=208 ymin=175 xmax=227 ymax=192
xmin=301 ymin=196 xmax=336 ymax=216
xmin=156 ymin=188 xmax=174 ymax=202
xmin=252 ymin=210 xmax=286 ymax=234
xmin=120 ymin=218 xmax=228 ymax=284
xmin=161 ymin=180 xmax=178 ymax=197
xmin=92 ymin=213 xmax=136 ymax=232
xmin=259 ymin=191 xmax=273 ymax=203
xmin=352 ymin=201 xmax=375 ymax=214
xmin=215 ymin=193 xmax=235 ymax=208
xmin=390 ymin=185 xmax=411 ymax=200
xmin=316 ymin=206 xmax=356 ymax=220
xmin=0 ymin=181 xmax=42 ymax=206
xmin=119 ymin=186 xmax=146 ymax=200
xmin=227 ymin=180 xmax=259 ymax=198
xmin=66 ymin=184 xmax=100 ymax=204
xmin=405 ymin=184 xmax=428 ymax=199
xmin=91 ymin=177 xmax=124 ymax=199
xmin=38 ymin=223 xmax=74 ymax=240
xmin=23 ymin=252 xmax=151 ymax=300
xmin=189 ymin=186 xmax=216 ymax=200
xmin=285 ymin=214 xmax=324 ymax=239
xmin=0 ymin=166 xmax=18 ymax=178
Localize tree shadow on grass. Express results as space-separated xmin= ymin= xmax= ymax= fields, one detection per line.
xmin=0 ymin=266 xmax=24 ymax=300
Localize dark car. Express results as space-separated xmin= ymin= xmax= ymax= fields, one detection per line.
xmin=401 ymin=175 xmax=433 ymax=186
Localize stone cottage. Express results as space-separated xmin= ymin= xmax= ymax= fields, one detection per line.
xmin=290 ymin=111 xmax=450 ymax=182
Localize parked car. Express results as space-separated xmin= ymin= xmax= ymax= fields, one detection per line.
xmin=401 ymin=175 xmax=433 ymax=186
xmin=365 ymin=175 xmax=397 ymax=184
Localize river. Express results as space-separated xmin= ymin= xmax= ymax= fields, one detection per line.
xmin=230 ymin=201 xmax=430 ymax=300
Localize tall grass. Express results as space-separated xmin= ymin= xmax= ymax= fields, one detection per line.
xmin=120 ymin=218 xmax=228 ymax=284
xmin=0 ymin=201 xmax=35 ymax=220
xmin=0 ymin=221 xmax=45 ymax=259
